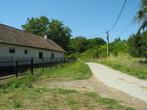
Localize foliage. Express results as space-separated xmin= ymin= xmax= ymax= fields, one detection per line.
xmin=97 ymin=45 xmax=107 ymax=57
xmin=110 ymin=38 xmax=128 ymax=56
xmin=22 ymin=16 xmax=49 ymax=37
xmin=68 ymin=36 xmax=89 ymax=53
xmin=66 ymin=53 xmax=79 ymax=61
xmin=86 ymin=37 xmax=106 ymax=48
xmin=128 ymin=32 xmax=147 ymax=59
xmin=68 ymin=36 xmax=106 ymax=54
xmin=41 ymin=61 xmax=92 ymax=80
xmin=136 ymin=0 xmax=147 ymax=33
xmin=93 ymin=45 xmax=107 ymax=58
xmin=47 ymin=19 xmax=72 ymax=50
xmin=22 ymin=16 xmax=72 ymax=50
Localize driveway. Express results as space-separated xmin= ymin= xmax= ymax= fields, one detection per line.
xmin=86 ymin=62 xmax=147 ymax=103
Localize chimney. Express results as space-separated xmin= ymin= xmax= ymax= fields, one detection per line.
xmin=44 ymin=35 xmax=47 ymax=40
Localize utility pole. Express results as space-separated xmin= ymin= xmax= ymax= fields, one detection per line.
xmin=106 ymin=31 xmax=109 ymax=56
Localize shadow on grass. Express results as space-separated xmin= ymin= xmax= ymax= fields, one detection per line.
xmin=139 ymin=59 xmax=147 ymax=65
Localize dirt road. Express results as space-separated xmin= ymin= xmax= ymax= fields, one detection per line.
xmin=86 ymin=62 xmax=147 ymax=103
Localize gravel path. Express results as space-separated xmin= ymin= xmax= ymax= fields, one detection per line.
xmin=86 ymin=62 xmax=147 ymax=103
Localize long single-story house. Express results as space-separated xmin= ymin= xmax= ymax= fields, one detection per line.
xmin=0 ymin=23 xmax=65 ymax=64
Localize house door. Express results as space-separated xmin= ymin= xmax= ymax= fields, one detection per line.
xmin=39 ymin=52 xmax=43 ymax=59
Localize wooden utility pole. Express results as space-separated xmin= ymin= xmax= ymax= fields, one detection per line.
xmin=106 ymin=31 xmax=109 ymax=56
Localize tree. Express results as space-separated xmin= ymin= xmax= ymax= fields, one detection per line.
xmin=68 ymin=36 xmax=106 ymax=54
xmin=47 ymin=19 xmax=72 ymax=50
xmin=87 ymin=38 xmax=106 ymax=48
xmin=110 ymin=38 xmax=128 ymax=56
xmin=128 ymin=32 xmax=147 ymax=59
xmin=22 ymin=16 xmax=49 ymax=37
xmin=69 ymin=36 xmax=88 ymax=53
xmin=136 ymin=0 xmax=147 ymax=33
xmin=22 ymin=16 xmax=72 ymax=50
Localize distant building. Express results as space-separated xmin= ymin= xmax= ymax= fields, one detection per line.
xmin=0 ymin=24 xmax=65 ymax=62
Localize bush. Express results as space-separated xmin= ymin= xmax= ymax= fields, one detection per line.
xmin=110 ymin=38 xmax=128 ymax=56
xmin=128 ymin=32 xmax=147 ymax=59
xmin=97 ymin=45 xmax=107 ymax=58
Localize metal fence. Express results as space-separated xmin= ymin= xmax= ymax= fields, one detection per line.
xmin=0 ymin=57 xmax=73 ymax=78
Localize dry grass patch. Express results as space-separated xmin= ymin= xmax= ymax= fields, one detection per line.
xmin=0 ymin=88 xmax=135 ymax=110
xmin=99 ymin=53 xmax=147 ymax=80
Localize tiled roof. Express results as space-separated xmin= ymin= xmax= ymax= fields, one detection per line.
xmin=0 ymin=24 xmax=65 ymax=53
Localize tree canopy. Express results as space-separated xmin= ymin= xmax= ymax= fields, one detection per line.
xmin=22 ymin=16 xmax=49 ymax=37
xmin=47 ymin=19 xmax=72 ymax=50
xmin=137 ymin=0 xmax=147 ymax=33
xmin=22 ymin=16 xmax=72 ymax=50
xmin=128 ymin=32 xmax=147 ymax=59
xmin=68 ymin=36 xmax=106 ymax=54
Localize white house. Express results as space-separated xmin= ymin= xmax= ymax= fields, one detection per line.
xmin=0 ymin=23 xmax=65 ymax=65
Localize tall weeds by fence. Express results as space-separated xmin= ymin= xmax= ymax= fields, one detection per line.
xmin=0 ymin=57 xmax=74 ymax=78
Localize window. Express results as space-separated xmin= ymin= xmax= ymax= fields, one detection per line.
xmin=24 ymin=50 xmax=28 ymax=54
xmin=9 ymin=48 xmax=15 ymax=54
xmin=39 ymin=52 xmax=43 ymax=59
xmin=51 ymin=53 xmax=54 ymax=58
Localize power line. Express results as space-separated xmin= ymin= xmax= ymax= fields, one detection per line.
xmin=118 ymin=22 xmax=132 ymax=36
xmin=109 ymin=0 xmax=128 ymax=31
xmin=88 ymin=31 xmax=106 ymax=38
xmin=118 ymin=0 xmax=141 ymax=37
xmin=88 ymin=0 xmax=128 ymax=38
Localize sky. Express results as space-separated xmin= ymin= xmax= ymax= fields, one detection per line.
xmin=0 ymin=0 xmax=141 ymax=42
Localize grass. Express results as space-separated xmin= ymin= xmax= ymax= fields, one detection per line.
xmin=0 ymin=88 xmax=135 ymax=110
xmin=99 ymin=53 xmax=147 ymax=80
xmin=0 ymin=61 xmax=91 ymax=92
xmin=40 ymin=61 xmax=92 ymax=80
xmin=0 ymin=61 xmax=136 ymax=110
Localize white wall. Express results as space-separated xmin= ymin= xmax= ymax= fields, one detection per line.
xmin=0 ymin=43 xmax=64 ymax=59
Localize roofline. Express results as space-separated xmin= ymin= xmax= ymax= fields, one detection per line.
xmin=0 ymin=42 xmax=65 ymax=53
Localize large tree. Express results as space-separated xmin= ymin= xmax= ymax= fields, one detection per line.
xmin=137 ymin=0 xmax=147 ymax=33
xmin=22 ymin=16 xmax=72 ymax=50
xmin=110 ymin=38 xmax=128 ymax=56
xmin=22 ymin=16 xmax=49 ymax=37
xmin=69 ymin=36 xmax=88 ymax=53
xmin=87 ymin=38 xmax=106 ymax=48
xmin=47 ymin=19 xmax=72 ymax=50
xmin=68 ymin=37 xmax=106 ymax=54
xmin=128 ymin=32 xmax=147 ymax=59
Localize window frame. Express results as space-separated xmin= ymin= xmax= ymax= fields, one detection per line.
xmin=24 ymin=50 xmax=28 ymax=54
xmin=9 ymin=48 xmax=15 ymax=54
xmin=39 ymin=52 xmax=43 ymax=59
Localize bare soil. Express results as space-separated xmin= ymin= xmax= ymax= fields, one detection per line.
xmin=33 ymin=76 xmax=147 ymax=110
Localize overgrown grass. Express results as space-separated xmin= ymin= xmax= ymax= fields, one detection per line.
xmin=0 ymin=61 xmax=136 ymax=110
xmin=0 ymin=88 xmax=135 ymax=110
xmin=0 ymin=61 xmax=91 ymax=93
xmin=99 ymin=53 xmax=147 ymax=80
xmin=40 ymin=61 xmax=92 ymax=80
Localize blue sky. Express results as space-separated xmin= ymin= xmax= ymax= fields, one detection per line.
xmin=0 ymin=0 xmax=140 ymax=41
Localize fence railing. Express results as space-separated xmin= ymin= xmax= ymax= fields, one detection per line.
xmin=0 ymin=57 xmax=74 ymax=78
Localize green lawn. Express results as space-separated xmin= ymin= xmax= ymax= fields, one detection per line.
xmin=99 ymin=53 xmax=147 ymax=80
xmin=0 ymin=61 xmax=135 ymax=110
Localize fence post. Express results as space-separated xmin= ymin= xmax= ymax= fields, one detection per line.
xmin=15 ymin=61 xmax=18 ymax=78
xmin=31 ymin=58 xmax=33 ymax=75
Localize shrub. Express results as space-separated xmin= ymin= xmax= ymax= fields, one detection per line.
xmin=128 ymin=32 xmax=147 ymax=59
